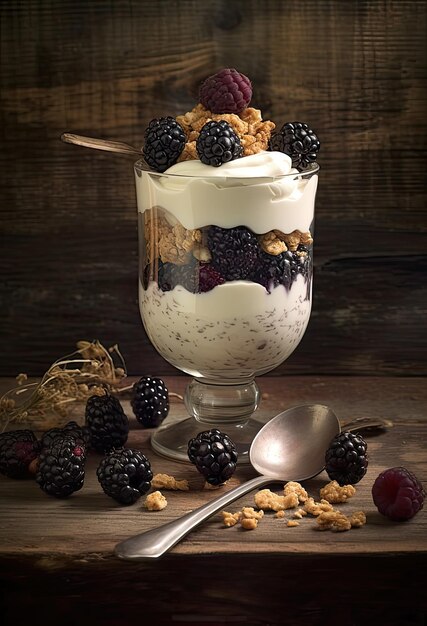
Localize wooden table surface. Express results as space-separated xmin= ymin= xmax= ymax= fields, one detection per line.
xmin=1 ymin=375 xmax=426 ymax=626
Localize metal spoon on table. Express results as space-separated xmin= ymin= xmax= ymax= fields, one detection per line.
xmin=115 ymin=405 xmax=390 ymax=560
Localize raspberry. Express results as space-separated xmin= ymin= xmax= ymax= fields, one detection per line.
xmin=199 ymin=68 xmax=252 ymax=114
xmin=372 ymin=467 xmax=425 ymax=521
xmin=325 ymin=431 xmax=368 ymax=486
xmin=198 ymin=264 xmax=225 ymax=292
xmin=188 ymin=429 xmax=238 ymax=486
xmin=270 ymin=121 xmax=320 ymax=171
xmin=207 ymin=225 xmax=260 ymax=281
xmin=196 ymin=120 xmax=242 ymax=167
xmin=131 ymin=376 xmax=169 ymax=428
xmin=143 ymin=117 xmax=186 ymax=172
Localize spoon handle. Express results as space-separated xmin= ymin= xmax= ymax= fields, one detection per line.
xmin=115 ymin=474 xmax=271 ymax=560
xmin=61 ymin=133 xmax=142 ymax=157
xmin=341 ymin=417 xmax=393 ymax=432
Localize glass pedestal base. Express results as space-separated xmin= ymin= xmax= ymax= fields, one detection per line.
xmin=150 ymin=378 xmax=262 ymax=463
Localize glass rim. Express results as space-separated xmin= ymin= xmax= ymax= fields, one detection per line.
xmin=134 ymin=160 xmax=319 ymax=180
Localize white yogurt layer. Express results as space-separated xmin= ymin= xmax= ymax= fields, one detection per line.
xmin=140 ymin=276 xmax=312 ymax=381
xmin=135 ymin=151 xmax=317 ymax=233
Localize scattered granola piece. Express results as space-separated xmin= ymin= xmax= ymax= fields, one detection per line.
xmin=255 ymin=489 xmax=285 ymax=511
xmin=275 ymin=510 xmax=286 ymax=519
xmin=284 ymin=481 xmax=309 ymax=503
xmin=320 ymin=480 xmax=356 ymax=503
xmin=293 ymin=508 xmax=308 ymax=519
xmin=241 ymin=518 xmax=259 ymax=530
xmin=152 ymin=473 xmax=189 ymax=491
xmin=241 ymin=507 xmax=264 ymax=521
xmin=316 ymin=510 xmax=352 ymax=532
xmin=144 ymin=491 xmax=168 ymax=511
xmin=287 ymin=520 xmax=300 ymax=527
xmin=304 ymin=497 xmax=334 ymax=516
xmin=349 ymin=511 xmax=367 ymax=528
xmin=222 ymin=511 xmax=242 ymax=527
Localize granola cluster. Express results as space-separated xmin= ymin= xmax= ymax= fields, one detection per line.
xmin=259 ymin=229 xmax=313 ymax=256
xmin=144 ymin=490 xmax=168 ymax=511
xmin=152 ymin=473 xmax=189 ymax=491
xmin=221 ymin=480 xmax=367 ymax=533
xmin=176 ymin=104 xmax=275 ymax=162
xmin=144 ymin=208 xmax=202 ymax=266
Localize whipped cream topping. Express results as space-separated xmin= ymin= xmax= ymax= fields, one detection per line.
xmin=135 ymin=151 xmax=317 ymax=233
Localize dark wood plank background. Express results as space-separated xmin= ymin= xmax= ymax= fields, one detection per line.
xmin=1 ymin=0 xmax=426 ymax=377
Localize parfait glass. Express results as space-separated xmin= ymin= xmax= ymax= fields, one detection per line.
xmin=134 ymin=161 xmax=319 ymax=462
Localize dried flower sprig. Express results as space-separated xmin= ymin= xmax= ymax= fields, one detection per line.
xmin=0 ymin=340 xmax=127 ymax=431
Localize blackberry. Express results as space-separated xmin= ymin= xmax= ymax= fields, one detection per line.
xmin=208 ymin=225 xmax=260 ymax=281
xmin=41 ymin=420 xmax=90 ymax=449
xmin=85 ymin=393 xmax=129 ymax=453
xmin=188 ymin=429 xmax=238 ymax=486
xmin=199 ymin=68 xmax=252 ymax=114
xmin=198 ymin=263 xmax=225 ymax=292
xmin=0 ymin=429 xmax=40 ymax=479
xmin=143 ymin=117 xmax=186 ymax=173
xmin=251 ymin=250 xmax=293 ymax=292
xmin=270 ymin=122 xmax=320 ymax=171
xmin=36 ymin=435 xmax=86 ymax=497
xmin=372 ymin=467 xmax=425 ymax=521
xmin=158 ymin=258 xmax=197 ymax=293
xmin=196 ymin=120 xmax=242 ymax=167
xmin=325 ymin=431 xmax=368 ymax=486
xmin=97 ymin=448 xmax=153 ymax=505
xmin=286 ymin=247 xmax=312 ymax=282
xmin=131 ymin=376 xmax=169 ymax=428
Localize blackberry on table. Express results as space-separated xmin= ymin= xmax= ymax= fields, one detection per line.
xmin=270 ymin=121 xmax=320 ymax=171
xmin=196 ymin=120 xmax=242 ymax=167
xmin=36 ymin=435 xmax=86 ymax=498
xmin=143 ymin=116 xmax=186 ymax=172
xmin=41 ymin=420 xmax=90 ymax=449
xmin=372 ymin=466 xmax=425 ymax=521
xmin=208 ymin=225 xmax=260 ymax=281
xmin=85 ymin=393 xmax=129 ymax=453
xmin=131 ymin=376 xmax=169 ymax=428
xmin=325 ymin=431 xmax=368 ymax=486
xmin=188 ymin=429 xmax=238 ymax=486
xmin=0 ymin=429 xmax=40 ymax=479
xmin=199 ymin=68 xmax=252 ymax=114
xmin=97 ymin=448 xmax=153 ymax=505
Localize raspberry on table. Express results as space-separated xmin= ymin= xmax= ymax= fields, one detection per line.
xmin=143 ymin=116 xmax=186 ymax=172
xmin=372 ymin=466 xmax=425 ymax=521
xmin=131 ymin=376 xmax=169 ymax=428
xmin=199 ymin=68 xmax=252 ymax=114
xmin=196 ymin=120 xmax=243 ymax=167
xmin=270 ymin=121 xmax=320 ymax=171
xmin=188 ymin=429 xmax=238 ymax=486
xmin=97 ymin=448 xmax=153 ymax=505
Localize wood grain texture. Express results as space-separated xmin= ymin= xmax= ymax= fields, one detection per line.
xmin=1 ymin=0 xmax=426 ymax=376
xmin=0 ymin=375 xmax=426 ymax=625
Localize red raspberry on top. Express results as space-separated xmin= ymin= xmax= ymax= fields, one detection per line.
xmin=199 ymin=68 xmax=252 ymax=114
xmin=372 ymin=466 xmax=425 ymax=521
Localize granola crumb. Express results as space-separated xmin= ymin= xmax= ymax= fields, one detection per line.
xmin=222 ymin=511 xmax=242 ymax=527
xmin=320 ymin=480 xmax=356 ymax=503
xmin=293 ymin=508 xmax=308 ymax=519
xmin=287 ymin=520 xmax=300 ymax=527
xmin=241 ymin=507 xmax=264 ymax=521
xmin=349 ymin=511 xmax=367 ymax=528
xmin=254 ymin=488 xmax=297 ymax=512
xmin=316 ymin=510 xmax=352 ymax=532
xmin=152 ymin=473 xmax=189 ymax=491
xmin=241 ymin=518 xmax=259 ymax=530
xmin=144 ymin=491 xmax=168 ymax=511
xmin=275 ymin=510 xmax=286 ymax=519
xmin=304 ymin=497 xmax=334 ymax=516
xmin=284 ymin=481 xmax=309 ymax=503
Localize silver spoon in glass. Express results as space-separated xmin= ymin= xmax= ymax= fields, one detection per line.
xmin=115 ymin=404 xmax=390 ymax=560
